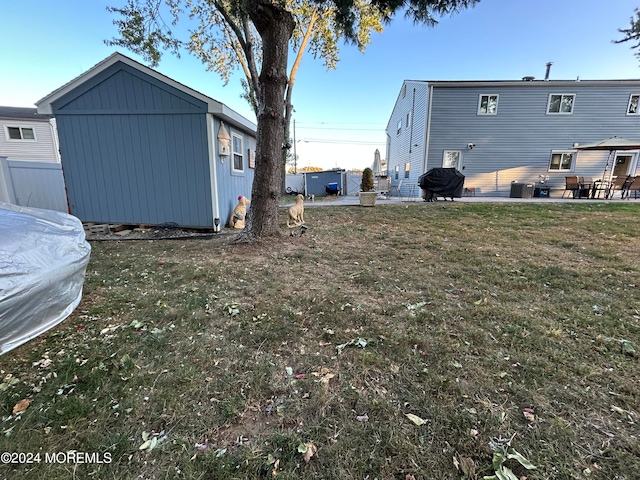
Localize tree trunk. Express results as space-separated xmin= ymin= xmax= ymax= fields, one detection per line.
xmin=240 ymin=0 xmax=295 ymax=240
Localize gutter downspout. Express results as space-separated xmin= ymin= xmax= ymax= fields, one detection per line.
xmin=422 ymin=83 xmax=434 ymax=173
xmin=206 ymin=114 xmax=221 ymax=231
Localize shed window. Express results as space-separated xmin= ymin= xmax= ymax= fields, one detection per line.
xmin=6 ymin=126 xmax=35 ymax=141
xmin=627 ymin=94 xmax=640 ymax=114
xmin=232 ymin=134 xmax=244 ymax=173
xmin=547 ymin=94 xmax=575 ymax=114
xmin=478 ymin=94 xmax=498 ymax=115
xmin=548 ymin=151 xmax=575 ymax=171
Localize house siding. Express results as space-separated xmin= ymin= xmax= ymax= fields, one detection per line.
xmin=53 ymin=63 xmax=214 ymax=227
xmin=387 ymin=80 xmax=640 ymax=196
xmin=386 ymin=81 xmax=428 ymax=197
xmin=0 ymin=118 xmax=60 ymax=163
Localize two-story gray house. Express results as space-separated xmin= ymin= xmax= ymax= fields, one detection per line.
xmin=386 ymin=78 xmax=640 ymax=197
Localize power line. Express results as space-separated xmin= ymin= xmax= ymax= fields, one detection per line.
xmin=300 ymin=138 xmax=385 ymax=145
xmin=296 ymin=125 xmax=384 ymax=132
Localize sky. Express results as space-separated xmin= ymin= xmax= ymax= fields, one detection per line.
xmin=2 ymin=0 xmax=640 ymax=171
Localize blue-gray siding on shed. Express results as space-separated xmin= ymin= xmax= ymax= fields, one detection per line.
xmin=52 ymin=63 xmax=214 ymax=227
xmin=304 ymin=170 xmax=343 ymax=197
xmin=387 ymin=79 xmax=640 ymax=196
xmin=214 ymin=117 xmax=256 ymax=224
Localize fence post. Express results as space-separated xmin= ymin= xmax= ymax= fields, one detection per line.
xmin=0 ymin=157 xmax=17 ymax=204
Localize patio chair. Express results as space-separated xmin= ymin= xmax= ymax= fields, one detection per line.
xmin=578 ymin=176 xmax=593 ymax=198
xmin=562 ymin=176 xmax=580 ymax=198
xmin=390 ymin=179 xmax=403 ymax=199
xmin=623 ymin=176 xmax=640 ymax=199
xmin=606 ymin=175 xmax=631 ymax=199
xmin=375 ymin=176 xmax=390 ymax=195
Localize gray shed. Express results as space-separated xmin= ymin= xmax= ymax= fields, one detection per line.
xmin=36 ymin=52 xmax=256 ymax=229
xmin=304 ymin=170 xmax=344 ymax=197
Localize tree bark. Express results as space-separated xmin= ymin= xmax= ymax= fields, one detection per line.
xmin=240 ymin=0 xmax=295 ymax=240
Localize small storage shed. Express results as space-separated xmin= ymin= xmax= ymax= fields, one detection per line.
xmin=36 ymin=52 xmax=256 ymax=229
xmin=304 ymin=170 xmax=344 ymax=197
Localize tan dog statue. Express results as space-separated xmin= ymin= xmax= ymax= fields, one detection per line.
xmin=228 ymin=195 xmax=250 ymax=229
xmin=287 ymin=194 xmax=305 ymax=227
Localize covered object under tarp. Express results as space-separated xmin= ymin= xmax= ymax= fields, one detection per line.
xmin=0 ymin=203 xmax=91 ymax=354
xmin=418 ymin=168 xmax=465 ymax=201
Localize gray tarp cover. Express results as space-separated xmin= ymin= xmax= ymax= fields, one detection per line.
xmin=0 ymin=202 xmax=91 ymax=354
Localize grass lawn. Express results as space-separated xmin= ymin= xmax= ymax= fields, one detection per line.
xmin=1 ymin=202 xmax=639 ymax=479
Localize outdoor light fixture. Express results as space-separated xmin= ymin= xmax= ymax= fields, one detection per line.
xmin=467 ymin=143 xmax=475 ymax=150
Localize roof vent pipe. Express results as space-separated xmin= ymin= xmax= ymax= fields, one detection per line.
xmin=522 ymin=76 xmax=535 ymax=81
xmin=545 ymin=62 xmax=553 ymax=81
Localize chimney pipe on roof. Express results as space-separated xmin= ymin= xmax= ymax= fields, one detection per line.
xmin=545 ymin=62 xmax=553 ymax=81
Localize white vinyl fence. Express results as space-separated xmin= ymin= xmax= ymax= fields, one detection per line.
xmin=0 ymin=157 xmax=67 ymax=212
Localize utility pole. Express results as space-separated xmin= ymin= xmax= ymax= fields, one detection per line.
xmin=293 ymin=119 xmax=297 ymax=174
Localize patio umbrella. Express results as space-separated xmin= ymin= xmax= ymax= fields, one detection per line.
xmin=574 ymin=136 xmax=640 ymax=181
xmin=372 ymin=149 xmax=383 ymax=176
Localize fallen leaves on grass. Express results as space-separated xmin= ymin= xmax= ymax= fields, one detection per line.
xmin=311 ymin=367 xmax=335 ymax=385
xmin=522 ymin=408 xmax=536 ymax=422
xmin=336 ymin=338 xmax=369 ymax=351
xmin=453 ymin=454 xmax=476 ymax=479
xmin=139 ymin=431 xmax=168 ymax=451
xmin=298 ymin=442 xmax=317 ymax=463
xmin=12 ymin=398 xmax=31 ymax=414
xmin=405 ymin=413 xmax=428 ymax=426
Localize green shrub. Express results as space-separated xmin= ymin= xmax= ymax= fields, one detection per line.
xmin=360 ymin=167 xmax=375 ymax=192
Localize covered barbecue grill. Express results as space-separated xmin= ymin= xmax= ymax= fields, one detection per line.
xmin=417 ymin=168 xmax=465 ymax=201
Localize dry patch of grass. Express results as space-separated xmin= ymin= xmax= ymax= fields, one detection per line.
xmin=1 ymin=202 xmax=639 ymax=479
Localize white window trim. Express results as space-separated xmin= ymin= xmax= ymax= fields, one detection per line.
xmin=231 ymin=133 xmax=244 ymax=173
xmin=627 ymin=94 xmax=640 ymax=115
xmin=548 ymin=150 xmax=577 ymax=172
xmin=477 ymin=94 xmax=499 ymax=115
xmin=442 ymin=150 xmax=462 ymax=169
xmin=4 ymin=125 xmax=37 ymax=142
xmin=547 ymin=93 xmax=575 ymax=115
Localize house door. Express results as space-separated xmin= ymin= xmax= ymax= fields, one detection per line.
xmin=443 ymin=150 xmax=462 ymax=170
xmin=613 ymin=153 xmax=637 ymax=177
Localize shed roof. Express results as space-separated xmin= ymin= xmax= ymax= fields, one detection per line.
xmin=35 ymin=52 xmax=256 ymax=133
xmin=0 ymin=106 xmax=53 ymax=121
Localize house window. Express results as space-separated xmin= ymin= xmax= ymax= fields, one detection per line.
xmin=394 ymin=165 xmax=399 ymax=180
xmin=396 ymin=120 xmax=402 ymax=136
xmin=6 ymin=126 xmax=35 ymax=141
xmin=442 ymin=150 xmax=461 ymax=169
xmin=404 ymin=162 xmax=410 ymax=179
xmin=406 ymin=112 xmax=411 ymax=128
xmin=548 ymin=151 xmax=575 ymax=171
xmin=402 ymin=84 xmax=407 ymax=98
xmin=627 ymin=94 xmax=640 ymax=114
xmin=547 ymin=94 xmax=575 ymax=114
xmin=232 ymin=134 xmax=244 ymax=172
xmin=478 ymin=94 xmax=499 ymax=115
